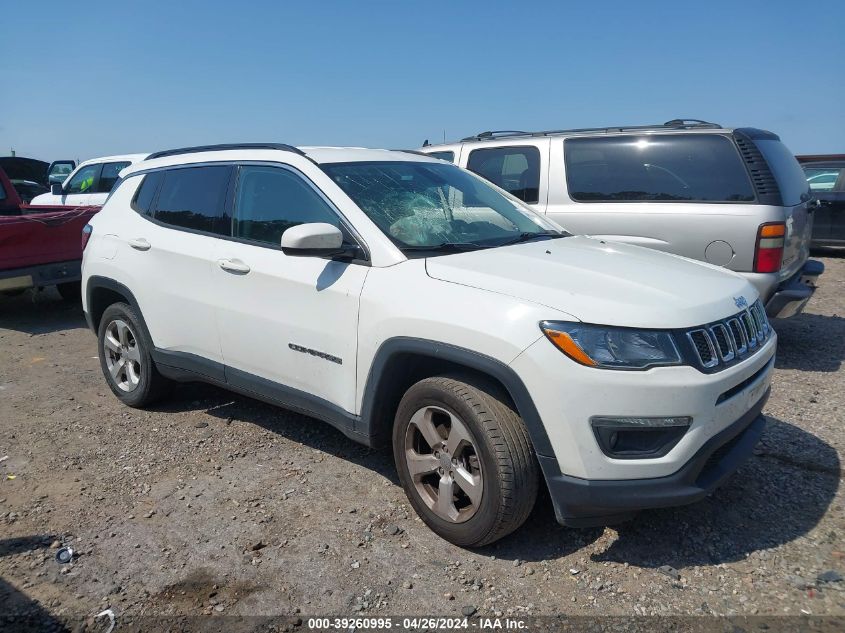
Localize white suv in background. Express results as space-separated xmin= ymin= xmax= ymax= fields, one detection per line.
xmin=420 ymin=120 xmax=823 ymax=319
xmin=81 ymin=143 xmax=776 ymax=546
xmin=30 ymin=153 xmax=148 ymax=207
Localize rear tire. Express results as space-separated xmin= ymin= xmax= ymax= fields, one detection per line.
xmin=97 ymin=302 xmax=170 ymax=407
xmin=57 ymin=281 xmax=81 ymax=302
xmin=393 ymin=375 xmax=539 ymax=547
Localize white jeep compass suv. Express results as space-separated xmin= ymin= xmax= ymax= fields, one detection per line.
xmin=81 ymin=143 xmax=776 ymax=546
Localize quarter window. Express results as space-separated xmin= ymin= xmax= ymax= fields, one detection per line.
xmin=754 ymin=140 xmax=811 ymax=206
xmin=153 ymin=166 xmax=232 ymax=235
xmin=65 ymin=164 xmax=101 ymax=194
xmin=131 ymin=172 xmax=164 ymax=216
xmin=233 ymin=166 xmax=341 ymax=246
xmin=466 ymin=146 xmax=540 ymax=204
xmin=564 ymin=135 xmax=755 ymax=203
xmin=96 ymin=162 xmax=131 ymax=193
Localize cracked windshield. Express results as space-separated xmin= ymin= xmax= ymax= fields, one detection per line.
xmin=323 ymin=161 xmax=562 ymax=252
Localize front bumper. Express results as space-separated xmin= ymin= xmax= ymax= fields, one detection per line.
xmin=765 ymin=259 xmax=824 ymax=319
xmin=543 ymin=389 xmax=769 ymax=527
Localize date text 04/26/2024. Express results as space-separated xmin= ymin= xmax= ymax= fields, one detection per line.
xmin=306 ymin=617 xmax=528 ymax=630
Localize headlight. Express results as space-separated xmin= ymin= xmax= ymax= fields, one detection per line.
xmin=540 ymin=321 xmax=682 ymax=370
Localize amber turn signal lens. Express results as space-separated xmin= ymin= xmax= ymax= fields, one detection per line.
xmin=542 ymin=328 xmax=598 ymax=366
xmin=759 ymin=223 xmax=785 ymax=238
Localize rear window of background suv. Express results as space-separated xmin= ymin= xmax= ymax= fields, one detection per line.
xmin=564 ymin=135 xmax=756 ymax=203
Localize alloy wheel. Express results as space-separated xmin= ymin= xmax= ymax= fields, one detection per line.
xmin=103 ymin=319 xmax=141 ymax=392
xmin=404 ymin=405 xmax=483 ymax=523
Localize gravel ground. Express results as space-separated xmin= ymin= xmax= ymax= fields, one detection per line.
xmin=1 ymin=255 xmax=843 ymax=630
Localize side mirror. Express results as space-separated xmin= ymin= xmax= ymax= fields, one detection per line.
xmin=51 ymin=183 xmax=63 ymax=195
xmin=281 ymin=223 xmax=344 ymax=256
xmin=48 ymin=174 xmax=66 ymax=185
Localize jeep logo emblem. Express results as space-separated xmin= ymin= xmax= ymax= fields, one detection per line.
xmin=734 ymin=296 xmax=748 ymax=309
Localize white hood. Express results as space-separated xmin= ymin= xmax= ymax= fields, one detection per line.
xmin=425 ymin=236 xmax=757 ymax=329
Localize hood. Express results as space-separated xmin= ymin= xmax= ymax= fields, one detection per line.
xmin=425 ymin=236 xmax=757 ymax=329
xmin=0 ymin=158 xmax=49 ymax=186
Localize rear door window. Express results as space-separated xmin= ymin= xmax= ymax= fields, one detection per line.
xmin=565 ymin=135 xmax=755 ymax=203
xmin=466 ymin=146 xmax=540 ymax=203
xmin=96 ymin=161 xmax=132 ymax=193
xmin=153 ymin=165 xmax=232 ymax=235
xmin=755 ymin=140 xmax=811 ymax=206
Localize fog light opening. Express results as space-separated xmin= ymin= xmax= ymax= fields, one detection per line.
xmin=591 ymin=416 xmax=692 ymax=459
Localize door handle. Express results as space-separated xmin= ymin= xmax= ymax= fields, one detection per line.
xmin=128 ymin=238 xmax=151 ymax=251
xmin=217 ymin=258 xmax=251 ymax=274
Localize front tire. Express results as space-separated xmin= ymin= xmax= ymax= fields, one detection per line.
xmin=393 ymin=375 xmax=539 ymax=547
xmin=97 ymin=302 xmax=170 ymax=407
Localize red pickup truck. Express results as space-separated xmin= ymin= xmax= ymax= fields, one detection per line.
xmin=1 ymin=158 xmax=95 ymax=301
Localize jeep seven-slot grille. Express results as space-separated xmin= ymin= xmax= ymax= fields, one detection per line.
xmin=685 ymin=301 xmax=771 ymax=370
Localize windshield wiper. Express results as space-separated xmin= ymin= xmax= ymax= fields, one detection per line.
xmin=497 ymin=231 xmax=568 ymax=246
xmin=401 ymin=242 xmax=493 ymax=253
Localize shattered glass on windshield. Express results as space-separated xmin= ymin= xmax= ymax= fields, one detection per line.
xmin=323 ymin=161 xmax=555 ymax=250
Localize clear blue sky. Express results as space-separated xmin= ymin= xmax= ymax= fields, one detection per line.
xmin=2 ymin=0 xmax=843 ymax=162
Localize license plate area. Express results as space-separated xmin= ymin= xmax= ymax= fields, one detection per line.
xmin=0 ymin=275 xmax=33 ymax=291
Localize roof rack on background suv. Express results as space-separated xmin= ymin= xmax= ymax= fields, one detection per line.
xmin=460 ymin=130 xmax=530 ymax=142
xmin=146 ymin=143 xmax=305 ymax=160
xmin=457 ymin=119 xmax=722 ymax=143
xmin=662 ymin=119 xmax=721 ymax=128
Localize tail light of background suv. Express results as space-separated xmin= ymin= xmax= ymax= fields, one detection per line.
xmin=753 ymin=222 xmax=785 ymax=273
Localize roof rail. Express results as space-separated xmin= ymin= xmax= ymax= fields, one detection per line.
xmin=456 ymin=120 xmax=723 ymax=143
xmin=146 ymin=143 xmax=305 ymax=161
xmin=460 ymin=130 xmax=530 ymax=142
xmin=662 ymin=119 xmax=720 ymax=128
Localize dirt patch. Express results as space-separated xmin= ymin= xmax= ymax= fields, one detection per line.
xmin=0 ymin=258 xmax=843 ymax=624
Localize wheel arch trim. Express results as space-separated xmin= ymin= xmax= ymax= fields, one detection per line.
xmin=360 ymin=337 xmax=556 ymax=459
xmin=85 ymin=276 xmax=144 ymax=333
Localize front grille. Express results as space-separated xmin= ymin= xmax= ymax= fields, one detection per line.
xmin=685 ymin=300 xmax=772 ymax=371
xmin=688 ymin=329 xmax=717 ymax=367
xmin=709 ymin=323 xmax=735 ymax=362
xmin=727 ymin=318 xmax=747 ymax=354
